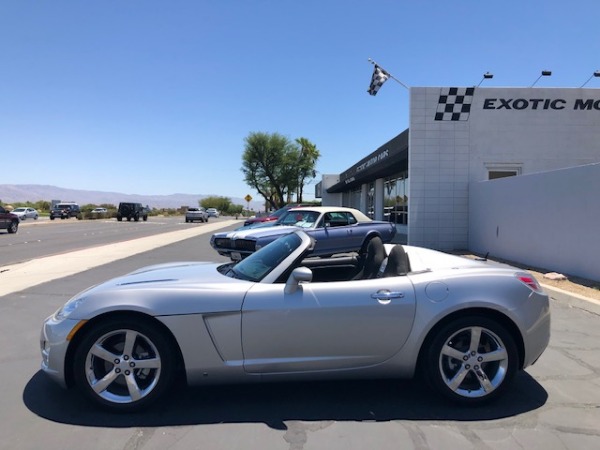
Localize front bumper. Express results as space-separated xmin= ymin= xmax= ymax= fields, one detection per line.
xmin=40 ymin=315 xmax=82 ymax=388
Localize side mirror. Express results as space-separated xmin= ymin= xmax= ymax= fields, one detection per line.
xmin=284 ymin=267 xmax=313 ymax=295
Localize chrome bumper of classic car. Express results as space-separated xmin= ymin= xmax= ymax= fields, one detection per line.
xmin=212 ymin=238 xmax=257 ymax=259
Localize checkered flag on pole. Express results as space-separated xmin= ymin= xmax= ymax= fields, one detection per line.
xmin=368 ymin=65 xmax=390 ymax=96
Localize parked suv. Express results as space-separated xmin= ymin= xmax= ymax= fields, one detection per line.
xmin=185 ymin=207 xmax=208 ymax=223
xmin=50 ymin=203 xmax=81 ymax=220
xmin=117 ymin=202 xmax=148 ymax=222
xmin=0 ymin=206 xmax=19 ymax=233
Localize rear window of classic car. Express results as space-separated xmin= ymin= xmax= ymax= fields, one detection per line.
xmin=278 ymin=210 xmax=320 ymax=227
xmin=322 ymin=212 xmax=357 ymax=227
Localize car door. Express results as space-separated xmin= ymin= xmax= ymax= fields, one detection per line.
xmin=241 ymin=276 xmax=416 ymax=374
xmin=308 ymin=212 xmax=363 ymax=254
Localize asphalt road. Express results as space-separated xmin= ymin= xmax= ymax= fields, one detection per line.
xmin=1 ymin=219 xmax=599 ymax=449
xmin=0 ymin=215 xmax=224 ymax=266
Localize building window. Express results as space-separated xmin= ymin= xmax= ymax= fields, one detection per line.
xmin=384 ymin=171 xmax=408 ymax=225
xmin=351 ymin=187 xmax=361 ymax=210
xmin=342 ymin=188 xmax=361 ymax=209
xmin=367 ymin=183 xmax=375 ymax=218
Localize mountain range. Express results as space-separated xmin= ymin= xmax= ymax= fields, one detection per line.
xmin=0 ymin=184 xmax=264 ymax=211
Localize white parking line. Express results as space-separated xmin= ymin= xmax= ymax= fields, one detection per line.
xmin=0 ymin=220 xmax=238 ymax=297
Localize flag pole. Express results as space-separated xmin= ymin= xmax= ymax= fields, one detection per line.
xmin=368 ymin=58 xmax=410 ymax=90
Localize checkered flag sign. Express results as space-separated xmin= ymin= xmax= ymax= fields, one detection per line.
xmin=368 ymin=65 xmax=390 ymax=96
xmin=435 ymin=87 xmax=474 ymax=121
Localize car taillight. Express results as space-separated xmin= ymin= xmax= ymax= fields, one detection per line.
xmin=515 ymin=272 xmax=542 ymax=292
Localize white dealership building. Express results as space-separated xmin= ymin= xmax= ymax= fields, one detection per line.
xmin=317 ymin=86 xmax=600 ymax=281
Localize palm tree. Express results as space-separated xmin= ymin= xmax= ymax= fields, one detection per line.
xmin=295 ymin=137 xmax=320 ymax=202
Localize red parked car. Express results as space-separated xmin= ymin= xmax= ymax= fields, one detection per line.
xmin=243 ymin=204 xmax=309 ymax=227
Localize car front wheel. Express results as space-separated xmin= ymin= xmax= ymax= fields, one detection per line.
xmin=424 ymin=315 xmax=518 ymax=405
xmin=7 ymin=220 xmax=18 ymax=233
xmin=73 ymin=318 xmax=176 ymax=412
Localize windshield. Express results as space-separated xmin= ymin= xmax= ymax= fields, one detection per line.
xmin=230 ymin=232 xmax=302 ymax=282
xmin=276 ymin=210 xmax=320 ymax=228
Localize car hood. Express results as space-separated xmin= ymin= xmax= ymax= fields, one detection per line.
xmin=68 ymin=261 xmax=253 ymax=319
xmin=216 ymin=225 xmax=298 ymax=239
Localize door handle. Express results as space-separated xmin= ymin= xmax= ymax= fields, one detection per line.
xmin=371 ymin=289 xmax=405 ymax=303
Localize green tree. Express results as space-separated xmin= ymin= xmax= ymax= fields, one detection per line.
xmin=200 ymin=196 xmax=231 ymax=212
xmin=294 ymin=137 xmax=320 ymax=203
xmin=226 ymin=203 xmax=244 ymax=218
xmin=242 ymin=132 xmax=319 ymax=209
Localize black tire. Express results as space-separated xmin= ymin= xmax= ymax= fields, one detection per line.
xmin=7 ymin=220 xmax=18 ymax=234
xmin=424 ymin=315 xmax=518 ymax=405
xmin=50 ymin=216 xmax=55 ymax=220
xmin=143 ymin=215 xmax=148 ymax=222
xmin=117 ymin=216 xmax=122 ymax=221
xmin=72 ymin=317 xmax=176 ymax=412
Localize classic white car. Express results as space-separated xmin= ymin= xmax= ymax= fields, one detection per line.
xmin=211 ymin=206 xmax=397 ymax=261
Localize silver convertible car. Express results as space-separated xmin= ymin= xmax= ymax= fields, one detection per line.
xmin=40 ymin=230 xmax=550 ymax=412
xmin=211 ymin=206 xmax=397 ymax=261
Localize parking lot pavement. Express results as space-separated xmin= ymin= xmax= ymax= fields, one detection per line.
xmin=1 ymin=223 xmax=600 ymax=449
xmin=543 ymin=284 xmax=600 ymax=316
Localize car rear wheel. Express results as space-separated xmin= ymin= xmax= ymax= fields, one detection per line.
xmin=424 ymin=315 xmax=518 ymax=405
xmin=73 ymin=318 xmax=176 ymax=412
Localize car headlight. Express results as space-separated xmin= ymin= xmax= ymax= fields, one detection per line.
xmin=54 ymin=296 xmax=85 ymax=320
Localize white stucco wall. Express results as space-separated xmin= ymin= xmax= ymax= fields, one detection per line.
xmin=469 ymin=163 xmax=600 ymax=282
xmin=409 ymin=86 xmax=600 ymax=251
xmin=319 ymin=174 xmax=342 ymax=206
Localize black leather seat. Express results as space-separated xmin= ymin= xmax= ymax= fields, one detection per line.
xmin=382 ymin=245 xmax=411 ymax=277
xmin=352 ymin=237 xmax=385 ymax=280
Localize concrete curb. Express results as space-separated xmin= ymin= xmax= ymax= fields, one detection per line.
xmin=541 ymin=283 xmax=600 ymax=316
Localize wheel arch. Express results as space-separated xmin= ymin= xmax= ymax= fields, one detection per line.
xmin=64 ymin=310 xmax=186 ymax=388
xmin=358 ymin=231 xmax=383 ymax=253
xmin=416 ymin=307 xmax=525 ymax=374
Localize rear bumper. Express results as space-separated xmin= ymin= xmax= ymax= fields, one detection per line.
xmin=521 ymin=292 xmax=551 ymax=368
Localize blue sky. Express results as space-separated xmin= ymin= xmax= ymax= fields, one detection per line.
xmin=2 ymin=0 xmax=599 ymax=201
